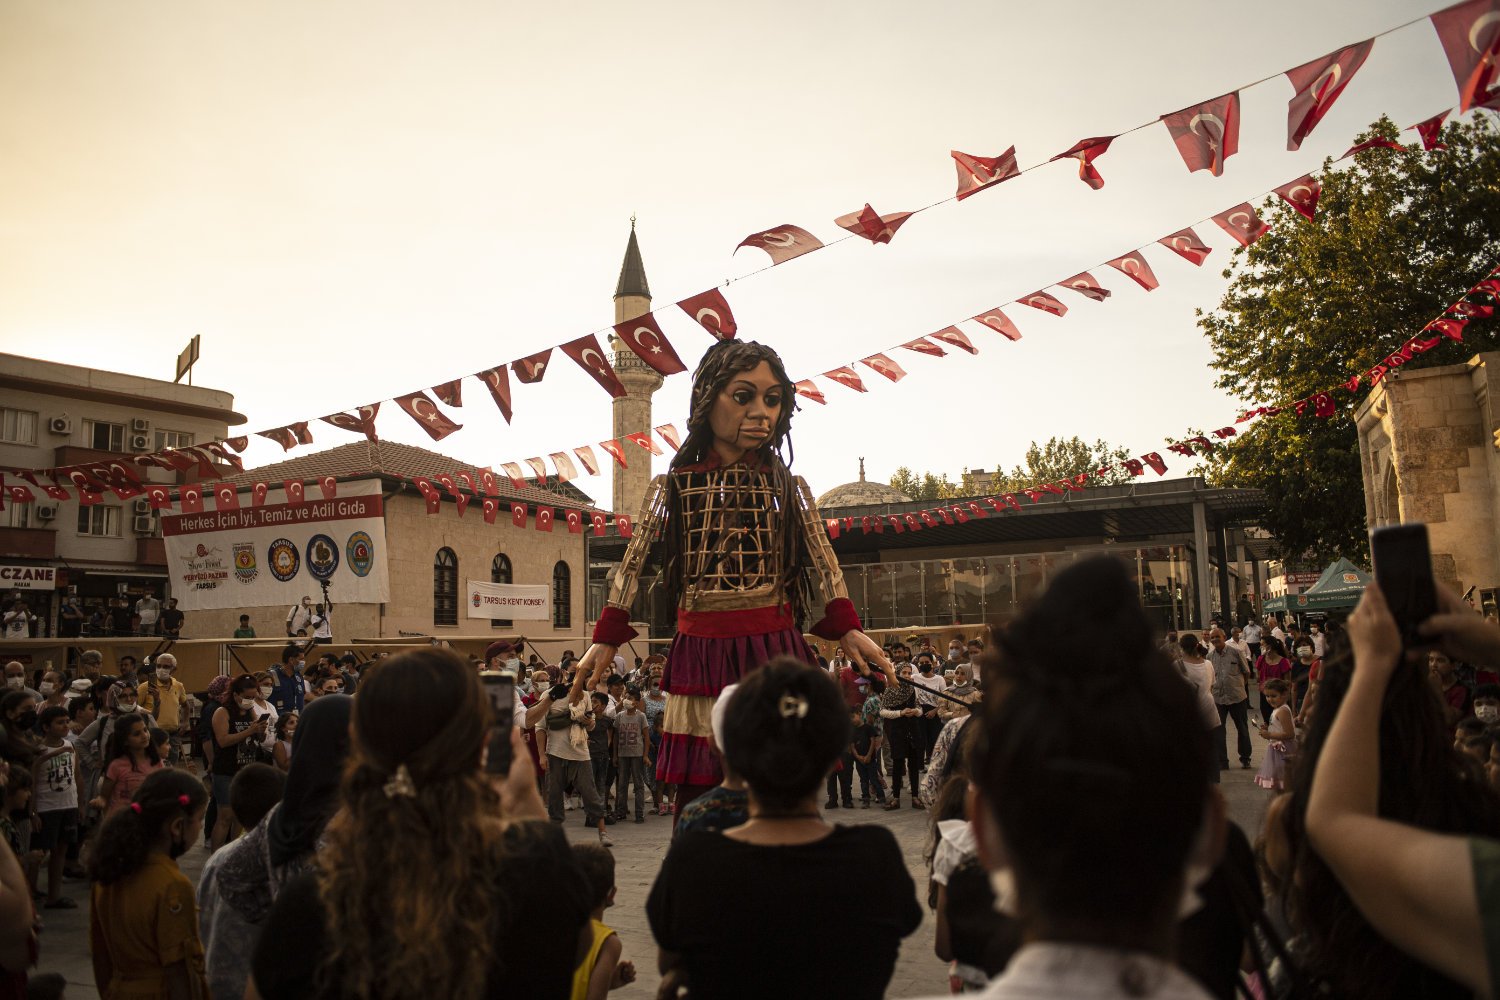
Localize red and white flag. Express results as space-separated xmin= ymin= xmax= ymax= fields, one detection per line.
xmin=929 ymin=327 xmax=977 ymax=355
xmin=482 ymin=498 xmax=499 ymax=524
xmin=224 ymin=436 xmax=249 ymax=453
xmin=626 ymin=432 xmax=662 ymax=456
xmin=42 ymin=482 xmax=69 ymax=501
xmin=951 ymin=147 xmax=1019 ymax=200
xmin=180 ymin=484 xmax=205 ymax=514
xmin=284 ymin=480 xmax=307 ymax=504
xmin=969 ymin=308 xmax=1023 ymax=341
xmin=318 ymin=476 xmax=337 ymax=501
xmin=736 ymin=224 xmax=823 ymax=265
xmin=1212 ymin=204 xmax=1270 ymax=247
xmin=5 ymin=484 xmax=31 ymax=506
xmin=258 ymin=422 xmax=313 ymax=451
xmin=418 ymin=481 xmax=441 ymax=514
xmin=859 ymin=354 xmax=907 ymax=383
xmin=1106 ymin=253 xmax=1160 ymax=291
xmin=823 ymin=367 xmax=867 ymax=393
xmin=511 ymin=502 xmax=527 ymax=528
xmin=654 ymin=425 xmax=681 ymax=451
xmin=1050 ymin=137 xmax=1113 ymax=190
xmin=835 ymin=203 xmax=915 ymax=244
xmin=1285 ymin=41 xmax=1374 ymax=150
xmin=591 ymin=512 xmax=607 ymax=536
xmin=550 ymin=452 xmax=578 ymax=482
xmin=566 ymin=510 xmax=583 ymax=534
xmin=214 ymin=483 xmax=240 ymax=510
xmin=477 ymin=469 xmax=499 ymax=496
xmin=1426 ymin=317 xmax=1468 ymax=341
xmin=1062 ymin=272 xmax=1111 ymax=302
xmin=901 ymin=337 xmax=946 ymax=357
xmin=523 ymin=458 xmax=548 ymax=481
xmin=613 ymin=314 xmax=688 ymax=376
xmin=1158 ymin=228 xmax=1213 ymax=266
xmin=676 ymin=289 xmax=738 ymax=340
xmin=600 ymin=440 xmax=629 ymax=467
xmin=1019 ymin=291 xmax=1067 ymax=317
xmin=147 ymin=485 xmax=173 ymax=510
xmin=616 ymin=515 xmax=633 ymax=538
xmin=560 ymin=335 xmax=627 ymax=398
xmin=512 ymin=349 xmax=552 ymax=385
xmin=1343 ymin=137 xmax=1406 ymax=157
xmin=825 ymin=519 xmax=841 ymax=540
xmin=573 ymin=447 xmax=601 ymax=476
xmin=1141 ymin=453 xmax=1168 ymax=476
xmin=1410 ymin=110 xmax=1451 ymax=150
xmin=431 ymin=379 xmax=463 ymax=408
xmin=477 ymin=367 xmax=514 ymax=424
xmin=1162 ymin=92 xmax=1240 ymax=176
xmin=1274 ymin=175 xmax=1323 ymax=221
xmin=452 ymin=492 xmax=470 ymax=517
xmin=1430 ymin=0 xmax=1500 ymax=112
xmin=394 ymin=391 xmax=463 ymax=441
xmin=499 ymin=463 xmax=526 ymax=489
xmin=252 ymin=482 xmax=269 ymax=507
xmin=201 ymin=442 xmax=244 ymax=472
xmin=793 ymin=380 xmax=827 ymax=405
xmin=535 ymin=508 xmax=554 ymax=532
xmin=456 ymin=471 xmax=477 ymax=495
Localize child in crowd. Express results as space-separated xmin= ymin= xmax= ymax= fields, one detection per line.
xmin=851 ymin=707 xmax=886 ymax=807
xmin=1 ymin=768 xmax=42 ymax=890
xmin=1472 ymin=683 xmax=1500 ymax=723
xmin=588 ymin=692 xmax=615 ymax=820
xmin=1256 ymin=678 xmax=1297 ymax=791
xmin=90 ymin=713 xmax=163 ymax=818
xmin=613 ymin=686 xmax=649 ymax=824
xmin=825 ymin=714 xmax=855 ymax=810
xmin=273 ymin=713 xmax=297 ymax=772
xmin=570 ymin=843 xmax=635 ymax=1000
xmin=648 ymin=713 xmax=670 ymax=816
xmin=32 ymin=706 xmax=79 ymax=909
xmin=149 ymin=727 xmax=171 ymax=768
xmin=674 ymin=684 xmax=750 ymax=837
xmin=88 ymin=769 xmax=210 ymax=999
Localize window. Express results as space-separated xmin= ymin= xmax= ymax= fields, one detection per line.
xmin=77 ymin=505 xmax=122 ymax=537
xmin=491 ymin=553 xmax=513 ymax=628
xmin=0 ymin=409 xmax=37 ymax=446
xmin=2 ymin=503 xmax=32 ymax=529
xmin=552 ymin=561 xmax=571 ymax=630
xmin=434 ymin=547 xmax=458 ymax=627
xmin=154 ymin=429 xmax=194 ymax=450
xmin=84 ymin=420 xmax=125 ymax=452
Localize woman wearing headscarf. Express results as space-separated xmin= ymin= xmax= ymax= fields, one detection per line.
xmin=196 ymin=695 xmax=352 ymax=1000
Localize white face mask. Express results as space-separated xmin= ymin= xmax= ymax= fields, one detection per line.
xmin=258 ymin=686 xmax=273 ymax=699
xmin=622 ymin=699 xmax=635 ymax=710
xmin=155 ymin=668 xmax=172 ymax=682
xmin=237 ymin=696 xmax=255 ymax=710
xmin=38 ymin=682 xmax=54 ymax=696
xmin=1478 ymin=704 xmax=1499 ymax=723
xmin=4 ymin=677 xmax=21 ymax=690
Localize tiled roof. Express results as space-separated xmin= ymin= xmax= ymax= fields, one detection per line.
xmin=223 ymin=440 xmax=599 ymax=511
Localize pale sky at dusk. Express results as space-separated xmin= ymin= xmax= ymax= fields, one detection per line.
xmin=0 ymin=0 xmax=1469 ymax=504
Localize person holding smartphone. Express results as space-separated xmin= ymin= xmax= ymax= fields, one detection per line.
xmin=209 ymin=676 xmax=270 ymax=850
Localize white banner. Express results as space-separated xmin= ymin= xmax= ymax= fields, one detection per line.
xmin=0 ymin=566 xmax=55 ymax=591
xmin=161 ymin=480 xmax=390 ymax=611
xmin=466 ymin=580 xmax=551 ymax=621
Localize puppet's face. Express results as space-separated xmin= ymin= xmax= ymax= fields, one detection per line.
xmin=709 ymin=361 xmax=785 ymax=461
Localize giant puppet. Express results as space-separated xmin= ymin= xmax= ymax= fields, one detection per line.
xmin=582 ymin=339 xmax=894 ymax=802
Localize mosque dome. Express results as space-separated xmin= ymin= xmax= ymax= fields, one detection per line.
xmin=816 ymin=458 xmax=911 ymax=508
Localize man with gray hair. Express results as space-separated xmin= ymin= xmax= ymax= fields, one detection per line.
xmin=138 ymin=653 xmax=189 ymax=764
xmin=1207 ymin=629 xmax=1254 ymax=770
xmin=76 ymin=650 xmax=103 ymax=687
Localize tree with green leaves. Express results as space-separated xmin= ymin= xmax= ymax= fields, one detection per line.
xmin=990 ymin=436 xmax=1135 ymax=493
xmin=1200 ymin=114 xmax=1500 ymax=562
xmin=888 ymin=467 xmax=962 ymax=501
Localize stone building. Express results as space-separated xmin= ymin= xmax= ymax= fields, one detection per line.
xmin=607 ymin=222 xmax=663 ymax=520
xmin=1355 ymin=350 xmax=1500 ymax=616
xmin=816 ymin=459 xmax=912 ymax=509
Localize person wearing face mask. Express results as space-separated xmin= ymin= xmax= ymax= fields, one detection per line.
xmin=945 ymin=640 xmax=967 ymax=671
xmin=77 ymin=682 xmax=156 ymax=785
xmin=268 ymin=645 xmax=306 ymax=718
xmin=1429 ymin=649 xmax=1470 ymax=732
xmin=0 ymin=691 xmax=40 ymax=772
xmin=1 ymin=662 xmax=39 ymax=705
xmin=250 ymin=671 xmax=281 ymax=755
xmin=36 ymin=670 xmax=67 ymax=715
xmin=209 ymin=676 xmax=271 ymax=850
xmin=879 ymin=661 xmax=924 ymax=810
xmin=613 ymin=686 xmax=650 ymax=823
xmin=910 ymin=654 xmax=948 ymax=765
xmin=138 ymin=654 xmax=190 ymax=766
xmin=1473 ymin=684 xmax=1500 ymax=725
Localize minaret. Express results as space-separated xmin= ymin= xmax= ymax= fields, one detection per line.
xmin=608 ymin=220 xmax=663 ymax=517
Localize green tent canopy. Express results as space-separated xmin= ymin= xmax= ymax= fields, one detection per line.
xmin=1263 ymin=558 xmax=1371 ymax=613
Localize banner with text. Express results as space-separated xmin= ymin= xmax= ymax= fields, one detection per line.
xmin=161 ymin=480 xmax=389 ymax=611
xmin=465 ymin=580 xmax=551 ymax=621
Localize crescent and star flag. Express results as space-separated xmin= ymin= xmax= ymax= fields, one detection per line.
xmin=1062 ymin=273 xmax=1111 ymax=302
xmin=252 ymin=482 xmax=269 ymax=507
xmin=613 ymin=314 xmax=688 ymax=376
xmin=394 ymin=391 xmax=463 ymax=441
xmin=523 ymin=458 xmax=548 ymax=481
xmin=453 ymin=492 xmax=470 ymax=517
xmin=1275 ymin=175 xmax=1323 ymax=221
xmin=202 ymin=442 xmax=244 ymax=472
xmin=591 ymin=512 xmax=607 ymax=536
xmin=147 ymin=485 xmax=173 ymax=511
xmin=1426 ymin=317 xmax=1469 ymax=340
xmin=482 ymin=498 xmax=499 ymax=524
xmin=654 ymin=425 xmax=681 ymax=451
xmin=936 ymin=508 xmax=954 ymax=525
xmin=825 ymin=519 xmax=840 ymax=540
xmin=284 ymin=480 xmax=307 ymax=504
xmin=1141 ymin=453 xmax=1168 ymax=476
xmin=736 ymin=224 xmax=823 ymax=265
xmin=179 ymin=448 xmax=220 ymax=481
xmin=929 ymin=327 xmax=977 ymax=355
xmin=224 ymin=436 xmax=248 ymax=452
xmin=214 ymin=483 xmax=240 ymax=510
xmin=511 ymin=502 xmax=527 ymax=527
xmin=477 ymin=367 xmax=514 ymax=424
xmin=626 ymin=432 xmax=662 ymax=456
xmin=970 ymin=308 xmax=1023 ymax=341
xmin=823 ymin=367 xmax=867 ymax=393
xmin=549 ymin=452 xmax=578 ymax=482
xmin=573 ymin=447 xmax=601 ymax=476
xmin=477 ymin=469 xmax=499 ymax=496
xmin=415 ymin=479 xmax=441 ymax=515
xmin=1107 ymin=253 xmax=1160 ymax=291
xmin=1122 ymin=460 xmax=1146 ymax=478
xmin=1213 ymin=205 xmax=1270 ymax=246
xmin=43 ymin=483 xmax=69 ymax=501
xmin=860 ymin=354 xmax=907 ymax=383
xmin=319 ymin=476 xmax=337 ymax=501
xmin=6 ymin=484 xmax=33 ymax=504
xmin=456 ymin=472 xmax=477 ymax=495
xmin=952 ymin=506 xmax=968 ymax=523
xmin=258 ymin=422 xmax=313 ymax=451
xmin=951 ymin=147 xmax=1019 ymax=200
xmin=323 ymin=402 xmax=379 ymax=439
xmin=835 ymin=204 xmax=915 ymax=244
xmin=599 ymin=440 xmax=628 ymax=467
xmin=677 ymin=289 xmax=738 ymax=340
xmin=431 ymin=379 xmax=463 ymax=407
xmin=535 ymin=508 xmax=554 ymax=532
xmin=1411 ymin=110 xmax=1451 ymax=150
xmin=889 ymin=516 xmax=905 ymax=533
xmin=1020 ymin=291 xmax=1067 ymax=317
xmin=566 ymin=510 xmax=583 ymax=534
xmin=1285 ymin=41 xmax=1374 ymax=150
xmin=180 ymin=484 xmax=204 ymax=514
xmin=966 ymin=501 xmax=988 ymax=519
xmin=1159 ymin=228 xmax=1213 ymax=265
xmin=793 ymin=380 xmax=827 ymax=405
xmin=1162 ymin=92 xmax=1240 ymax=176
xmin=901 ymin=336 xmax=946 ymax=357
xmin=437 ymin=474 xmax=461 ymax=500
xmin=1343 ymin=137 xmax=1406 ymax=157
xmin=616 ymin=515 xmax=633 ymax=538
xmin=512 ymin=349 xmax=552 ymax=385
xmin=1051 ymin=137 xmax=1113 ymax=190
xmin=560 ymin=334 xmax=627 ymax=398
xmin=1430 ymin=0 xmax=1500 ymax=112
xmin=1212 ymin=427 xmax=1237 ymax=439
xmin=1169 ymin=443 xmax=1196 ymax=456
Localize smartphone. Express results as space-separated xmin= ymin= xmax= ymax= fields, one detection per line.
xmin=479 ymin=671 xmax=515 ymax=775
xmin=1371 ymin=523 xmax=1438 ymax=648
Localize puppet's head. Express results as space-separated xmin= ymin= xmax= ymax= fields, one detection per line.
xmin=676 ymin=339 xmax=797 ymax=468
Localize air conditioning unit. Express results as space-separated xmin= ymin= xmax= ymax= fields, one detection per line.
xmin=132 ymin=515 xmax=154 ymax=534
xmin=133 ymin=498 xmax=152 ymax=516
xmin=48 ymin=417 xmax=71 ymax=435
xmin=130 ymin=417 xmax=151 ymax=433
xmin=35 ymin=503 xmax=57 ymax=521
xmin=129 ymin=433 xmax=150 ymax=451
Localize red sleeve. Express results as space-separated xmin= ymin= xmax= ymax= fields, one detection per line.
xmin=591 ymin=606 xmax=638 ymax=647
xmin=810 ymin=598 xmax=862 ymax=641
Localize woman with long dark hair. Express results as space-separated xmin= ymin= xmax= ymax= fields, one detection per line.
xmin=879 ymin=661 xmax=924 ymax=810
xmin=209 ymin=676 xmax=269 ymax=850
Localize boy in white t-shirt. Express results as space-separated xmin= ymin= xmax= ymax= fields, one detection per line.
xmin=33 ymin=705 xmax=79 ymax=909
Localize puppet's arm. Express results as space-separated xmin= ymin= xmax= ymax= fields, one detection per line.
xmin=585 ymin=475 xmax=667 ymax=686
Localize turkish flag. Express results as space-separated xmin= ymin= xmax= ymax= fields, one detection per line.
xmin=1163 ymin=92 xmax=1240 ymax=176
xmin=936 ymin=508 xmax=954 ymax=525
xmin=1285 ymin=41 xmax=1374 ymax=150
xmin=930 ymin=327 xmax=977 ymax=355
xmin=1212 ymin=427 xmax=1237 ymax=439
xmin=824 ymin=367 xmax=867 ymax=393
xmin=6 ymin=484 xmax=33 ymax=504
xmin=560 ymin=334 xmax=627 ymax=398
xmin=482 ymin=499 xmax=499 ymax=524
xmin=437 ymin=474 xmax=461 ymax=500
xmin=285 ymin=480 xmax=307 ymax=504
xmin=477 ymin=367 xmax=514 ymax=424
xmin=431 ymin=379 xmax=463 ymax=408
xmin=178 ymin=448 xmax=220 ymax=481
xmin=1122 ymin=459 xmax=1145 ymax=478
xmin=793 ymin=380 xmax=827 ymax=405
xmin=1430 ymin=0 xmax=1500 ymax=112
xmin=214 ymin=483 xmax=240 ymax=510
xmin=512 ymin=349 xmax=552 ymax=385
xmin=521 ymin=458 xmax=547 ymax=481
xmin=860 ymin=354 xmax=907 ymax=383
xmin=499 ymin=463 xmax=527 ymax=488
xmin=736 ymin=224 xmax=823 ymax=265
xmin=1159 ymin=228 xmax=1213 ymax=266
xmin=1141 ymin=453 xmax=1168 ymax=476
xmin=1168 ymin=443 xmax=1195 ymax=456
xmin=966 ymin=501 xmax=988 ymax=519
xmin=62 ymin=467 xmax=104 ymax=494
xmin=321 ymin=404 xmax=381 ymax=442
xmin=825 ymin=518 xmax=840 ymax=540
xmin=535 ymin=508 xmax=554 ymax=532
xmin=453 ymin=493 xmax=470 ymax=517
xmin=835 ymin=203 xmax=915 ymax=244
xmin=951 ymin=147 xmax=1019 ymax=200
xmin=677 ymin=289 xmax=738 ymax=340
xmin=654 ymin=425 xmax=681 ymax=452
xmin=157 ymin=449 xmax=197 ymax=472
xmin=1314 ymin=393 xmax=1337 ymax=418
xmin=1410 ymin=110 xmax=1451 ymax=150
xmin=1426 ymin=317 xmax=1468 ymax=341
xmin=1050 ymin=136 xmax=1113 ymax=189
xmin=1213 ymin=205 xmax=1270 ymax=247
xmin=614 ymin=314 xmax=689 ymax=376
xmin=43 ymin=483 xmax=69 ymax=501
xmin=889 ymin=516 xmax=904 ymax=533
xmin=1343 ymin=137 xmax=1406 ymax=157
xmin=872 ymin=516 xmax=884 ymax=534
xmin=952 ymin=506 xmax=968 ymax=523
xmin=970 ymin=308 xmax=1023 ymax=341
xmin=478 ymin=469 xmax=499 ymax=496
xmin=600 ymin=440 xmax=628 ymax=467
xmin=566 ymin=510 xmax=583 ymax=534
xmin=180 ymin=484 xmax=204 ymax=513
xmin=1106 ymin=253 xmax=1160 ymax=291
xmin=1062 ymin=273 xmax=1111 ymax=302
xmin=550 ymin=452 xmax=578 ymax=483
xmin=256 ymin=422 xmax=314 ymax=452
xmin=573 ymin=447 xmax=600 ymax=476
xmin=394 ymin=391 xmax=463 ymax=441
xmin=625 ymin=432 xmax=662 ymax=456
xmin=456 ymin=471 xmax=477 ymax=495
xmin=1451 ymin=299 xmax=1494 ymax=317
xmin=319 ymin=476 xmax=337 ymax=501
xmin=252 ymin=482 xmax=269 ymax=507
xmin=1019 ymin=291 xmax=1067 ymax=317
xmin=904 ymin=513 xmax=922 ymax=531
xmin=860 ymin=516 xmax=872 ymax=534
xmin=412 ymin=479 xmax=441 ymax=514
xmin=616 ymin=515 xmax=633 ymax=538
xmin=224 ymin=436 xmax=249 ymax=452
xmin=591 ymin=512 xmax=607 ymax=536
xmin=511 ymin=503 xmax=527 ymax=527
xmin=1275 ymin=176 xmax=1323 ymax=222
xmin=143 ymin=484 xmax=171 ymax=510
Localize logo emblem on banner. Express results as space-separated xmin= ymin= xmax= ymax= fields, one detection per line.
xmin=268 ymin=538 xmax=300 ymax=582
xmin=472 ymin=592 xmax=482 ymax=608
xmin=306 ymin=533 xmax=339 ymax=580
xmin=346 ymin=531 xmax=374 ymax=577
xmin=233 ymin=543 xmax=258 ymax=583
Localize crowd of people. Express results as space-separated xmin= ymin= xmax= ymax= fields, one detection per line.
xmin=4 ymin=591 xmax=186 ymax=642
